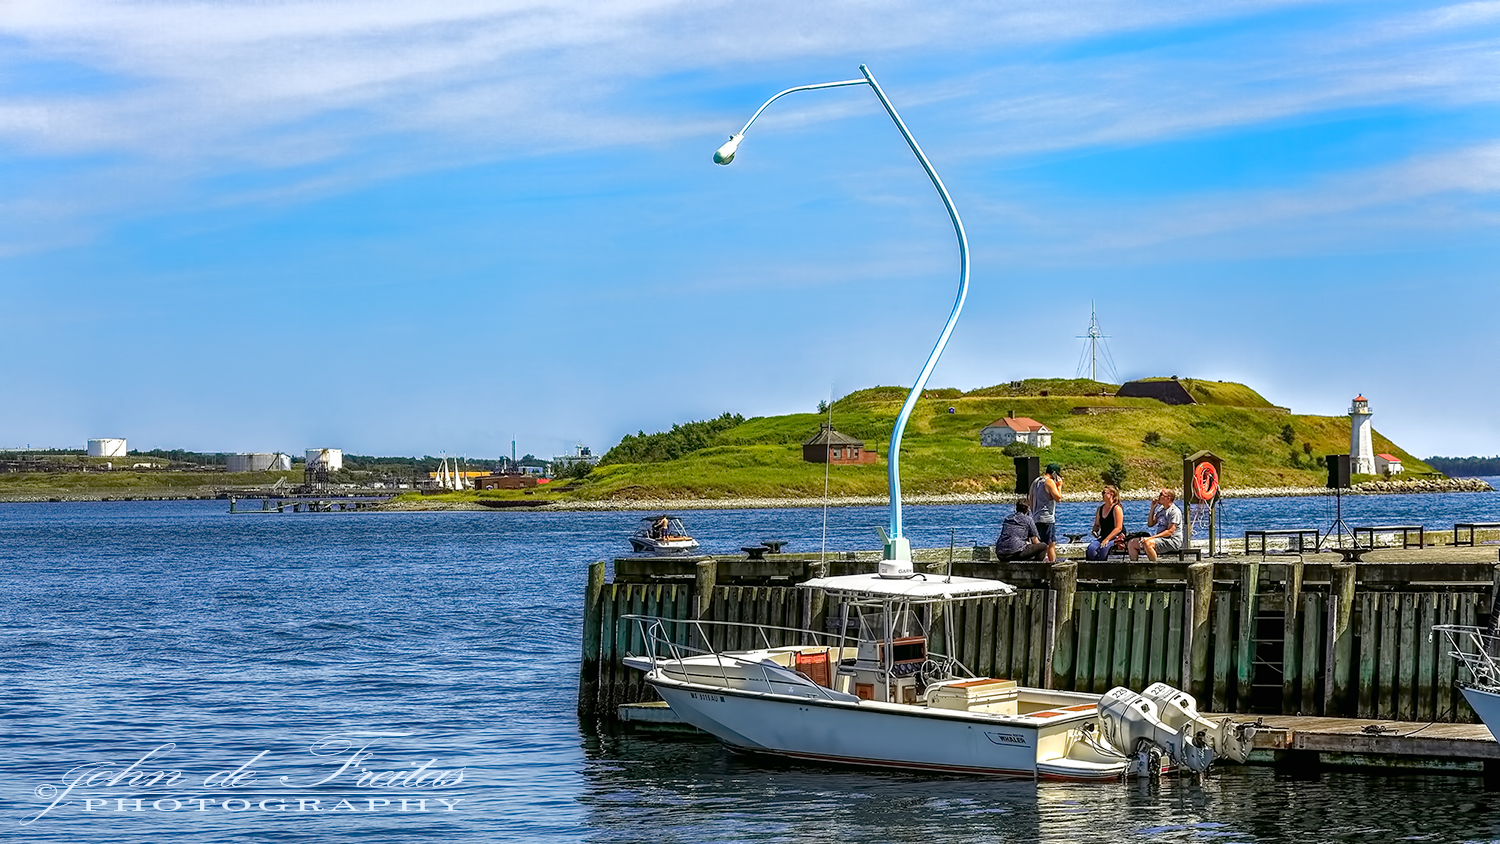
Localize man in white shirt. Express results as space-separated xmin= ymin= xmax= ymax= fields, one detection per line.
xmin=1128 ymin=488 xmax=1182 ymax=561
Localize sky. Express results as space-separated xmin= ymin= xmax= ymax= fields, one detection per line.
xmin=2 ymin=0 xmax=1498 ymax=461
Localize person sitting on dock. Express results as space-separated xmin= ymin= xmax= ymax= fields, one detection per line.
xmin=1128 ymin=488 xmax=1182 ymax=561
xmin=994 ymin=499 xmax=1048 ymax=562
xmin=1086 ymin=485 xmax=1125 ymax=560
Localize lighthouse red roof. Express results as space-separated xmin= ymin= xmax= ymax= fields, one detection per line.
xmin=1354 ymin=395 xmax=1366 ymax=401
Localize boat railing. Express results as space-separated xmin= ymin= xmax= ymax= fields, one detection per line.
xmin=621 ymin=613 xmax=973 ymax=700
xmin=1434 ymin=624 xmax=1500 ymax=689
xmin=622 ymin=614 xmax=861 ymax=701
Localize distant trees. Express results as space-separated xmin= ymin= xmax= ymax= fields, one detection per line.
xmin=600 ymin=413 xmax=746 ymax=465
xmin=1426 ymin=456 xmax=1500 ymax=477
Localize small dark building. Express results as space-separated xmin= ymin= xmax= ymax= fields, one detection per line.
xmin=802 ymin=423 xmax=878 ymax=465
xmin=1116 ymin=378 xmax=1197 ymax=405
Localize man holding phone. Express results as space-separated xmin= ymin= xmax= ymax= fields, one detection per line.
xmin=1128 ymin=488 xmax=1182 ymax=561
xmin=1029 ymin=462 xmax=1064 ymax=562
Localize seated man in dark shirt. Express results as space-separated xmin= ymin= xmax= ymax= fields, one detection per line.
xmin=994 ymin=500 xmax=1048 ymax=562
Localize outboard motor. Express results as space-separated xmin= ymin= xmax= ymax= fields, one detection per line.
xmin=1139 ymin=682 xmax=1259 ymax=765
xmin=1096 ymin=686 xmax=1216 ymax=774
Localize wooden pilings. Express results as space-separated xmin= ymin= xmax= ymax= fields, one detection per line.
xmin=577 ymin=557 xmax=1493 ymax=724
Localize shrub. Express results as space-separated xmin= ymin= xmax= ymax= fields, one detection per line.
xmin=1143 ymin=431 xmax=1161 ymax=446
xmin=1102 ymin=460 xmax=1128 ymax=488
xmin=1002 ymin=442 xmax=1035 ymax=457
xmin=1280 ymin=424 xmax=1296 ymax=445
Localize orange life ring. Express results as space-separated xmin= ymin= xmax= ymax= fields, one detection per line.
xmin=1193 ymin=462 xmax=1220 ymax=501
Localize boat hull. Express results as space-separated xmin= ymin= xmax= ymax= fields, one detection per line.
xmin=1461 ymin=685 xmax=1500 ymax=741
xmin=628 ymin=536 xmax=700 ymax=553
xmin=649 ymin=675 xmax=1124 ymax=781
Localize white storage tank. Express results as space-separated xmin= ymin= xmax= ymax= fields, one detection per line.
xmin=305 ymin=448 xmax=343 ymax=472
xmin=87 ymin=438 xmax=127 ymax=457
xmin=227 ymin=453 xmax=293 ymax=472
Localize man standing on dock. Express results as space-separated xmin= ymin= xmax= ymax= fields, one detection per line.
xmin=1030 ymin=462 xmax=1063 ymax=561
xmin=1128 ymin=488 xmax=1182 ymax=561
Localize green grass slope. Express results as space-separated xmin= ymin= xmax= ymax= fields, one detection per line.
xmin=569 ymin=379 xmax=1435 ymax=501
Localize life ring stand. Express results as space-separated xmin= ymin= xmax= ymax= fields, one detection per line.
xmin=1193 ymin=462 xmax=1220 ymax=501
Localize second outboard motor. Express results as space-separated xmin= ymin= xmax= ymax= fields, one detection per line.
xmin=1096 ymin=686 xmax=1217 ymax=774
xmin=1140 ymin=682 xmax=1259 ymax=764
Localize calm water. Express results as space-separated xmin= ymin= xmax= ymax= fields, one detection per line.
xmin=3 ymin=495 xmax=1500 ymax=843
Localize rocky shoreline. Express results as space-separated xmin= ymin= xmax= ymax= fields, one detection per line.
xmin=371 ymin=476 xmax=1494 ymax=512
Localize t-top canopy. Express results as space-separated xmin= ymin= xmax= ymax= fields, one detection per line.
xmin=800 ymin=572 xmax=1016 ymax=602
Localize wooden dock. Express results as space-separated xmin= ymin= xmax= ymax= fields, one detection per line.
xmin=579 ymin=546 xmax=1500 ymax=731
xmin=228 ymin=494 xmax=395 ymax=513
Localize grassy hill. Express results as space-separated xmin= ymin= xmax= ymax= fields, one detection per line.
xmin=568 ymin=378 xmax=1435 ymax=501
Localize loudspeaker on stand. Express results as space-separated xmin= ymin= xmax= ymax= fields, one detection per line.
xmin=1014 ymin=456 xmax=1040 ymax=495
xmin=1325 ymin=454 xmax=1351 ymax=489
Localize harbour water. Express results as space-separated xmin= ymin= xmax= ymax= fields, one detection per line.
xmin=4 ymin=492 xmax=1500 ymax=843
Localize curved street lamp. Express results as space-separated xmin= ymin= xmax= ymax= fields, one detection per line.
xmin=713 ymin=65 xmax=970 ymax=578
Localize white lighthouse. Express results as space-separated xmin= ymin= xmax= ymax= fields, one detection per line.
xmin=1349 ymin=395 xmax=1375 ymax=476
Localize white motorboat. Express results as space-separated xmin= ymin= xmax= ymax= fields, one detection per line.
xmin=1434 ymin=624 xmax=1500 ymax=739
xmin=623 ymin=572 xmax=1257 ymax=781
xmin=629 ymin=516 xmax=700 ymax=554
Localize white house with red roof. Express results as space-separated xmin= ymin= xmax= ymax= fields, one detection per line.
xmin=981 ymin=415 xmax=1052 ymax=448
xmin=1375 ymin=453 xmax=1404 ymax=476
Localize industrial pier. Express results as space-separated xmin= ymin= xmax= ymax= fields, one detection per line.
xmin=579 ymin=544 xmax=1500 ymax=776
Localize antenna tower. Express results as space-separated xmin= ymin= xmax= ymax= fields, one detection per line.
xmin=1075 ymin=301 xmax=1119 ymax=384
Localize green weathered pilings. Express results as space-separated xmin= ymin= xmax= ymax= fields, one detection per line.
xmin=1329 ymin=562 xmax=1357 ymax=714
xmin=1048 ymin=560 xmax=1077 ymax=690
xmin=1187 ymin=562 xmax=1214 ymax=700
xmin=577 ymin=560 xmax=607 ymax=719
xmin=1236 ymin=561 xmax=1259 ymax=712
xmin=694 ymin=559 xmax=716 ymax=619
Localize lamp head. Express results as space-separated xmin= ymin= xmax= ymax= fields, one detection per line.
xmin=713 ymin=133 xmax=743 ymax=165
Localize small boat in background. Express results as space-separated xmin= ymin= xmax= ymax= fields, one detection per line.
xmin=629 ymin=515 xmax=700 ymax=554
xmin=1434 ymin=624 xmax=1500 ymax=739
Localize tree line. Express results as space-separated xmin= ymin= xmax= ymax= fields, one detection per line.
xmin=1424 ymin=456 xmax=1500 ymax=477
xmin=600 ymin=413 xmax=745 ymax=465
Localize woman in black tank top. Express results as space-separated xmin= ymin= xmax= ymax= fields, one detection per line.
xmin=1087 ymin=485 xmax=1124 ymax=560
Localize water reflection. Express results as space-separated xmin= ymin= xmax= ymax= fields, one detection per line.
xmin=579 ymin=729 xmax=1500 ymax=844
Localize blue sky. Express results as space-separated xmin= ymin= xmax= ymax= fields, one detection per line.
xmin=2 ymin=1 xmax=1498 ymax=461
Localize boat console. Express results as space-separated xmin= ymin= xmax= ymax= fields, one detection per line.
xmin=839 ymin=635 xmax=930 ymax=703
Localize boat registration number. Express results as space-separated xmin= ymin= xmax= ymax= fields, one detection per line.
xmin=689 ymin=692 xmax=726 ymax=703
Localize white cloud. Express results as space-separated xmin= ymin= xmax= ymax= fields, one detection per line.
xmin=1 ymin=0 xmax=1497 ymax=256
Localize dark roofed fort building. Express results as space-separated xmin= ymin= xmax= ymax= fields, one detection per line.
xmin=802 ymin=423 xmax=879 ymax=465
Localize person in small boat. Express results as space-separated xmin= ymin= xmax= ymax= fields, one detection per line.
xmin=994 ymin=499 xmax=1048 ymax=562
xmin=1127 ymin=488 xmax=1183 ymax=561
xmin=653 ymin=515 xmax=670 ymax=539
xmin=1086 ymin=485 xmax=1125 ymax=560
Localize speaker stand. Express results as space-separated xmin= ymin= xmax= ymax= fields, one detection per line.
xmin=1319 ymin=487 xmax=1355 ymax=551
